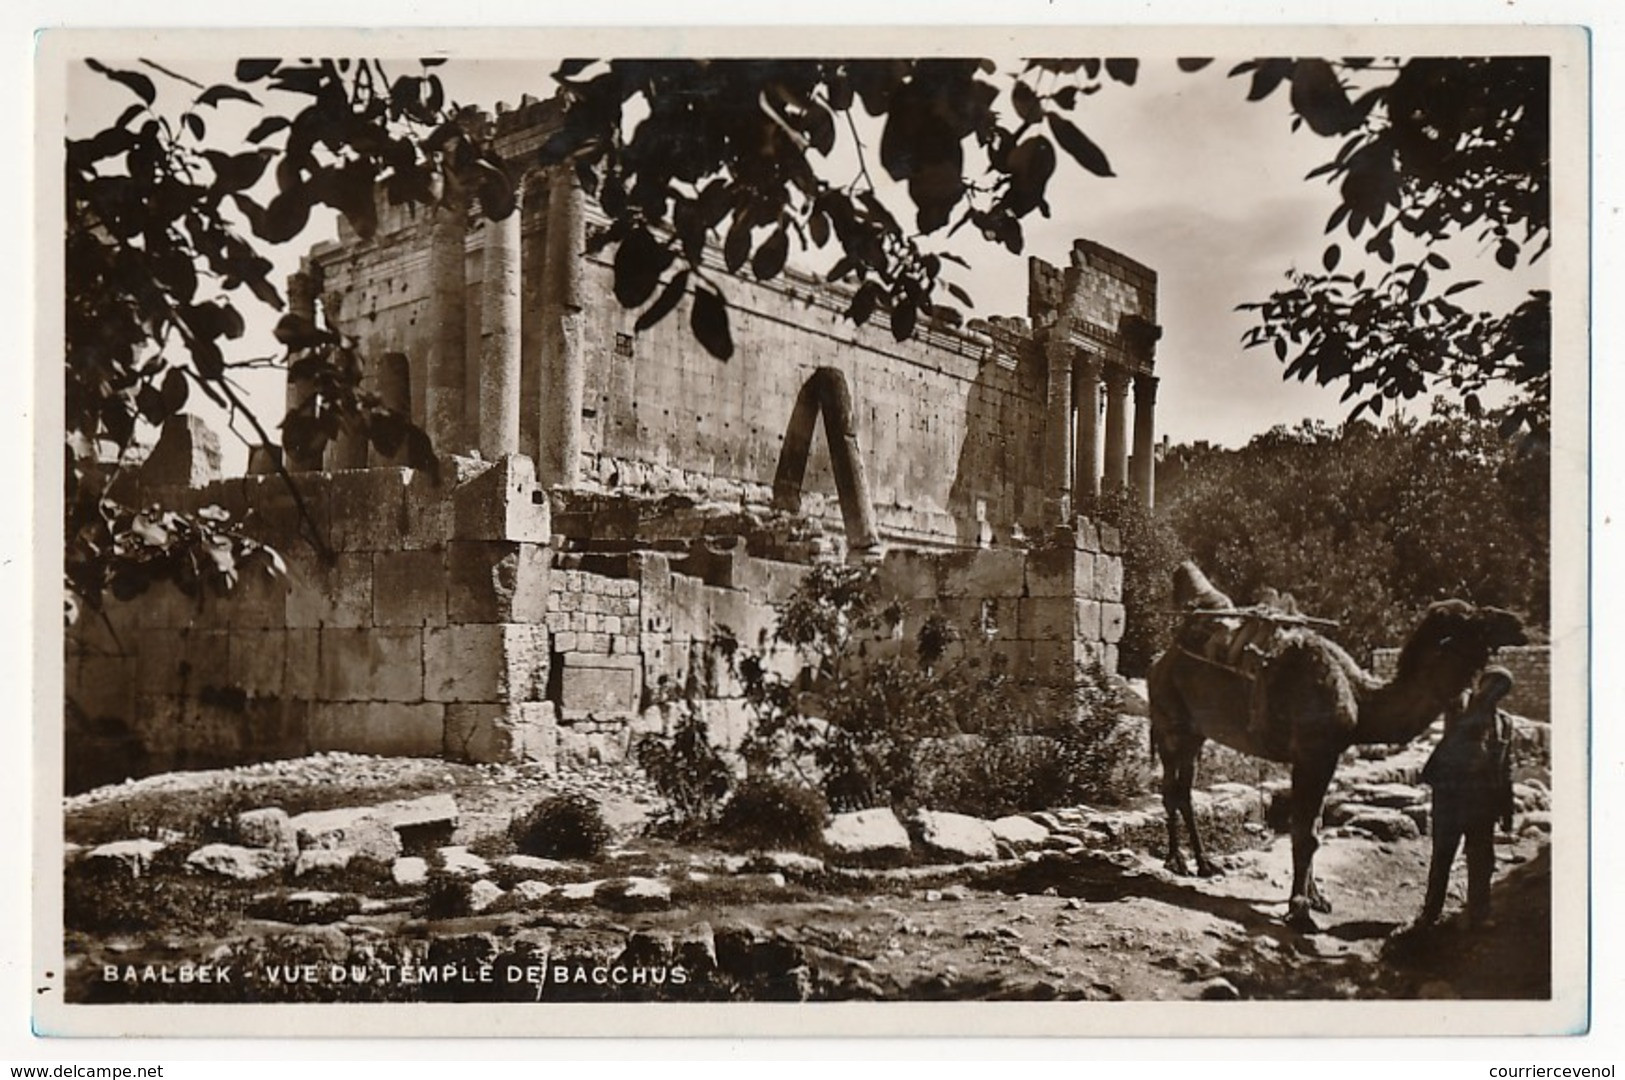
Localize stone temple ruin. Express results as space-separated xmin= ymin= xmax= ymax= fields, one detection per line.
xmin=65 ymin=99 xmax=1163 ymax=790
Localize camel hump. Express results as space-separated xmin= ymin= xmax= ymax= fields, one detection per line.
xmin=1172 ymin=561 xmax=1233 ymax=610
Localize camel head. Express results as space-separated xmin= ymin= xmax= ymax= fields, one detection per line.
xmin=1393 ymin=600 xmax=1527 ymax=692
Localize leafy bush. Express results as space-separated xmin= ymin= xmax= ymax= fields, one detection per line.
xmin=508 ymin=793 xmax=612 ymax=860
xmin=634 ymin=704 xmax=735 ymax=833
xmin=715 ymin=776 xmax=829 ymax=852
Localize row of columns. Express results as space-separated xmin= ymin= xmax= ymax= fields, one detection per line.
xmin=289 ymin=166 xmax=586 ymax=489
xmin=1043 ymin=320 xmax=1158 ymax=520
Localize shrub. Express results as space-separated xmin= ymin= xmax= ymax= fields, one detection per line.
xmin=508 ymin=793 xmax=612 ymax=860
xmin=715 ymin=776 xmax=829 ymax=853
xmin=635 ymin=705 xmax=735 ymax=833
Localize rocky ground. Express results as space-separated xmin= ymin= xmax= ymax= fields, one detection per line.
xmin=58 ymin=720 xmax=1554 ymax=1005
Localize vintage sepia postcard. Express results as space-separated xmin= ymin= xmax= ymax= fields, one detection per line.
xmin=34 ymin=22 xmax=1591 ymax=1039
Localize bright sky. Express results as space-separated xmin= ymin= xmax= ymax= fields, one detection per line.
xmin=67 ymin=51 xmax=1545 ymax=472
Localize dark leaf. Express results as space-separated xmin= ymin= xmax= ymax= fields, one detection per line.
xmin=197 ymin=83 xmax=259 ymax=108
xmin=613 ymin=228 xmax=674 ymax=309
xmin=1323 ymin=244 xmax=1341 ymax=272
xmin=1246 ymin=58 xmax=1294 ymax=101
xmin=86 ymin=60 xmax=155 ymax=105
xmin=136 ymin=384 xmax=167 ymax=426
xmin=1290 ymin=59 xmax=1359 ymax=136
xmin=161 ymin=368 xmax=189 ymax=414
xmin=1496 ymin=238 xmax=1520 ymax=269
xmin=1444 ymin=279 xmax=1482 ymax=297
xmin=848 ymin=281 xmax=883 ymax=326
xmin=634 ymin=271 xmax=689 ymax=332
xmin=182 ymin=113 xmax=205 ymax=140
xmin=204 ymin=149 xmax=271 ymax=195
xmin=1104 ymin=59 xmax=1139 ymax=85
xmin=723 ymin=217 xmax=753 ymax=274
xmin=890 ymin=298 xmax=917 ymax=342
xmin=752 ymin=226 xmax=790 ymax=281
xmin=1046 ymin=114 xmax=1114 ymax=177
xmin=691 ymin=287 xmax=734 ymax=360
xmin=1177 ymin=58 xmax=1214 ymax=72
xmin=1011 ymin=80 xmax=1043 ymax=125
xmin=234 ymin=59 xmax=280 ymax=82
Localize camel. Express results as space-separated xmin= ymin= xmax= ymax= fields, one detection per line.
xmin=1148 ymin=568 xmax=1526 ymax=929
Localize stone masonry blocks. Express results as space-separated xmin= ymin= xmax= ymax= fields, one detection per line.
xmin=317 ymin=627 xmax=424 ymax=702
xmin=1101 ymin=602 xmax=1127 ymax=644
xmin=425 ymin=623 xmax=550 ymax=703
xmin=444 ymin=702 xmax=557 ymax=769
xmin=373 ymin=549 xmax=448 ymax=627
xmin=307 ymin=702 xmax=445 ymax=758
xmin=446 ymin=540 xmax=551 ymax=623
xmin=936 ymin=549 xmax=1026 ymax=599
xmin=452 ymin=453 xmax=551 ymax=543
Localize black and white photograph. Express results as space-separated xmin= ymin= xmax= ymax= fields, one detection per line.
xmin=34 ymin=21 xmax=1590 ymax=1041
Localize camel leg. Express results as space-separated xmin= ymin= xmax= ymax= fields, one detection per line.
xmin=1286 ymin=755 xmax=1339 ymax=929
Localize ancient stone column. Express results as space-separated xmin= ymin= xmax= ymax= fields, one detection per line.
xmin=1073 ymin=354 xmax=1101 ymax=508
xmin=283 ymin=266 xmax=324 ymax=472
xmin=478 ymin=182 xmax=524 ymax=459
xmin=425 ymin=182 xmax=469 ymax=455
xmin=1043 ymin=319 xmax=1075 ymax=524
xmin=1132 ymin=373 xmax=1159 ymax=507
xmin=538 ymin=167 xmax=585 ymax=489
xmin=1103 ymin=366 xmax=1131 ymax=495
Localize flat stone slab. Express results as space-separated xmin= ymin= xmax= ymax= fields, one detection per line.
xmin=1347 ymin=782 xmax=1427 ymax=809
xmin=915 ymin=810 xmax=999 ymax=863
xmin=990 ymin=815 xmax=1051 ymax=850
xmin=823 ymin=808 xmax=912 ymax=866
xmin=86 ymin=839 xmax=167 ymax=877
xmin=187 ymin=843 xmax=285 ymax=881
xmin=373 ymin=794 xmax=460 ymax=830
xmin=293 ymin=849 xmax=353 ymax=877
xmin=468 ymin=880 xmax=505 ymax=913
xmin=391 ymin=856 xmax=429 ymax=886
xmin=1342 ymin=806 xmax=1422 ymax=842
xmin=511 ymin=880 xmax=554 ymax=903
xmin=289 ymin=808 xmax=403 ymax=862
xmin=600 ymin=876 xmax=672 ymax=911
xmin=436 ymin=846 xmax=492 ymax=878
xmin=500 ymin=854 xmax=573 ymax=875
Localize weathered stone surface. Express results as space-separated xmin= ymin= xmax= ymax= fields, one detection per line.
xmin=468 ymin=879 xmax=506 ymax=913
xmin=306 ymin=702 xmax=444 ymax=759
xmin=601 ymin=876 xmax=672 ymax=911
xmin=437 ymin=846 xmax=493 ymax=878
xmin=990 ymin=815 xmax=1051 ymax=851
xmin=823 ymin=808 xmax=913 ymax=866
xmin=452 ymin=453 xmax=551 ymax=543
xmin=446 ymin=540 xmax=551 ymax=623
xmin=86 ymin=839 xmax=167 ymax=878
xmin=374 ymin=794 xmax=459 ymax=832
xmin=444 ymin=702 xmax=557 ymax=767
xmin=914 ymin=810 xmax=1000 ymax=862
xmin=290 ymin=808 xmax=403 ymax=862
xmin=558 ymin=880 xmax=603 ymax=902
xmin=293 ymin=849 xmax=354 ymax=877
xmin=557 ymin=659 xmax=641 ymax=716
xmin=235 ymin=808 xmax=298 ymax=858
xmin=371 ymin=549 xmax=448 ymax=627
xmin=756 ymin=852 xmax=826 ymax=875
xmin=511 ymin=880 xmax=555 ymax=904
xmin=501 ymin=854 xmax=572 ymax=875
xmin=1343 ymin=807 xmax=1421 ymax=842
xmin=936 ymin=549 xmax=1026 ymax=599
xmin=391 ymin=856 xmax=429 ymax=886
xmin=1347 ymin=782 xmax=1426 ymax=809
xmin=187 ymin=843 xmax=285 ymax=881
xmin=139 ymin=413 xmax=222 ymax=489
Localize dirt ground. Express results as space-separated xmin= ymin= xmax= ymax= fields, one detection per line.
xmin=58 ymin=754 xmax=1553 ymax=1004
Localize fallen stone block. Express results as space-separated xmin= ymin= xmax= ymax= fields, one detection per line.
xmin=913 ymin=810 xmax=999 ymax=863
xmin=187 ymin=843 xmax=286 ymax=881
xmin=1348 ymin=782 xmax=1427 ymax=809
xmin=1343 ymin=807 xmax=1421 ymax=843
xmin=823 ymin=808 xmax=913 ymax=867
xmin=468 ymin=879 xmax=506 ymax=913
xmin=600 ymin=876 xmax=673 ymax=911
xmin=991 ymin=815 xmax=1052 ymax=851
xmin=293 ymin=849 xmax=354 ymax=877
xmin=235 ymin=808 xmax=298 ymax=858
xmin=391 ymin=856 xmax=429 ymax=886
xmin=500 ymin=854 xmax=573 ymax=876
xmin=289 ymin=808 xmax=403 ymax=862
xmin=86 ymin=838 xmax=167 ymax=878
xmin=511 ymin=880 xmax=555 ymax=904
xmin=436 ymin=846 xmax=493 ymax=878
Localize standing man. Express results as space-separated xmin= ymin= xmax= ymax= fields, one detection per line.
xmin=1416 ymin=665 xmax=1517 ymax=929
